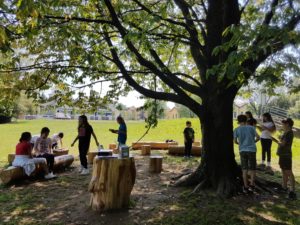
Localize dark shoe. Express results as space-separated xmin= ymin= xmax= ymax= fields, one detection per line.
xmin=288 ymin=191 xmax=297 ymax=200
xmin=242 ymin=186 xmax=249 ymax=194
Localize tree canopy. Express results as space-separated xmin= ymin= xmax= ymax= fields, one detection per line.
xmin=1 ymin=0 xmax=300 ymax=196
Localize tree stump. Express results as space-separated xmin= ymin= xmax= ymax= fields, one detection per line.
xmin=141 ymin=145 xmax=151 ymax=156
xmin=88 ymin=151 xmax=98 ymax=164
xmin=109 ymin=143 xmax=117 ymax=150
xmin=8 ymin=154 xmax=15 ymax=165
xmin=193 ymin=141 xmax=201 ymax=146
xmin=149 ymin=156 xmax=163 ymax=173
xmin=88 ymin=157 xmax=136 ymax=211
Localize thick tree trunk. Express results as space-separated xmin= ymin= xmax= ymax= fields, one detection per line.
xmin=176 ymin=92 xmax=242 ymax=197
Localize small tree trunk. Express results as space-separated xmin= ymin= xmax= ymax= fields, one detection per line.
xmin=176 ymin=93 xmax=241 ymax=197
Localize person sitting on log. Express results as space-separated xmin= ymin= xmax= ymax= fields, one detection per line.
xmin=34 ymin=127 xmax=57 ymax=178
xmin=109 ymin=116 xmax=127 ymax=147
xmin=30 ymin=134 xmax=39 ymax=148
xmin=12 ymin=132 xmax=55 ymax=179
xmin=51 ymin=132 xmax=64 ymax=149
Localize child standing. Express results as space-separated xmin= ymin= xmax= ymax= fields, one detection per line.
xmin=258 ymin=112 xmax=276 ymax=168
xmin=183 ymin=121 xmax=195 ymax=158
xmin=234 ymin=115 xmax=260 ymax=193
xmin=272 ymin=118 xmax=296 ymax=199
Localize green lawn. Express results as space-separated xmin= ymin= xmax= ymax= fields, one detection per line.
xmin=0 ymin=118 xmax=299 ymax=179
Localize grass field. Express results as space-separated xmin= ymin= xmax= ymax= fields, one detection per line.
xmin=0 ymin=118 xmax=299 ymax=177
xmin=0 ymin=119 xmax=299 ymax=225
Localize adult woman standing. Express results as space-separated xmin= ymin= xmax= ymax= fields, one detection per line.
xmin=71 ymin=115 xmax=99 ymax=175
xmin=13 ymin=132 xmax=55 ymax=179
xmin=258 ymin=113 xmax=276 ymax=168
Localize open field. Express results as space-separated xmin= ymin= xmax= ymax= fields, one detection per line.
xmin=0 ymin=119 xmax=299 ymax=225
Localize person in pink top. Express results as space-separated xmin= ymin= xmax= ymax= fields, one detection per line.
xmin=12 ymin=132 xmax=55 ymax=179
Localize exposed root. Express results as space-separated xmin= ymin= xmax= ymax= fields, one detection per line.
xmin=192 ymin=178 xmax=209 ymax=194
xmin=173 ymin=168 xmax=203 ymax=187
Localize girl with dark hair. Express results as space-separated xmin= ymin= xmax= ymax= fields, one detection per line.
xmin=12 ymin=132 xmax=54 ymax=179
xmin=258 ymin=112 xmax=276 ymax=168
xmin=245 ymin=111 xmax=257 ymax=126
xmin=109 ymin=116 xmax=127 ymax=146
xmin=71 ymin=115 xmax=99 ymax=175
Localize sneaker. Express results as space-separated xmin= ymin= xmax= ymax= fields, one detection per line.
xmin=80 ymin=168 xmax=89 ymax=175
xmin=242 ymin=187 xmax=249 ymax=194
xmin=288 ymin=191 xmax=297 ymax=200
xmin=44 ymin=172 xmax=57 ymax=179
xmin=78 ymin=166 xmax=83 ymax=173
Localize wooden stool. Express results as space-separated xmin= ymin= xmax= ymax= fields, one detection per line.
xmin=87 ymin=151 xmax=98 ymax=164
xmin=193 ymin=141 xmax=201 ymax=146
xmin=88 ymin=157 xmax=136 ymax=211
xmin=149 ymin=156 xmax=163 ymax=173
xmin=108 ymin=143 xmax=117 ymax=150
xmin=141 ymin=145 xmax=151 ymax=156
xmin=8 ymin=153 xmax=15 ymax=165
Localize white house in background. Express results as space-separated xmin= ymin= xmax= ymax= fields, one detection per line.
xmin=165 ymin=107 xmax=180 ymax=119
xmin=233 ymin=99 xmax=249 ymax=118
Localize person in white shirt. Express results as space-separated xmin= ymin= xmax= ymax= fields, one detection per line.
xmin=257 ymin=113 xmax=276 ymax=168
xmin=51 ymin=132 xmax=64 ymax=149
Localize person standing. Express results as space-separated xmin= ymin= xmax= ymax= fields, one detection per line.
xmin=183 ymin=121 xmax=195 ymax=158
xmin=245 ymin=111 xmax=257 ymax=126
xmin=272 ymin=118 xmax=296 ymax=199
xmin=34 ymin=127 xmax=57 ymax=178
xmin=257 ymin=113 xmax=276 ymax=168
xmin=234 ymin=115 xmax=260 ymax=193
xmin=109 ymin=116 xmax=127 ymax=146
xmin=71 ymin=115 xmax=99 ymax=175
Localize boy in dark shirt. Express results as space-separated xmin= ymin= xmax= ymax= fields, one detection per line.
xmin=183 ymin=121 xmax=195 ymax=158
xmin=272 ymin=118 xmax=296 ymax=199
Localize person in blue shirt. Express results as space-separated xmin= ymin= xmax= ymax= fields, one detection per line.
xmin=110 ymin=116 xmax=127 ymax=146
xmin=234 ymin=115 xmax=260 ymax=193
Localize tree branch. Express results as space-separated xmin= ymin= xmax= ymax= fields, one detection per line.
xmin=43 ymin=15 xmax=113 ymax=25
xmin=262 ymin=0 xmax=279 ymax=25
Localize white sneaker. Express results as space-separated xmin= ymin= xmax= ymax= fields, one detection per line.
xmin=78 ymin=166 xmax=83 ymax=173
xmin=80 ymin=168 xmax=89 ymax=175
xmin=44 ymin=172 xmax=57 ymax=179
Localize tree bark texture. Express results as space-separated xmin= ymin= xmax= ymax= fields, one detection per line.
xmin=88 ymin=157 xmax=136 ymax=211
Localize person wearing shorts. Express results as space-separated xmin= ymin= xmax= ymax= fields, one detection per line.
xmin=234 ymin=115 xmax=260 ymax=193
xmin=273 ymin=118 xmax=296 ymax=199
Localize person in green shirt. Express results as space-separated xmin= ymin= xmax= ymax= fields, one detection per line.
xmin=183 ymin=121 xmax=195 ymax=158
xmin=272 ymin=118 xmax=296 ymax=199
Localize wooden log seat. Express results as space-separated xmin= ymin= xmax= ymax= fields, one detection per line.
xmin=132 ymin=141 xmax=178 ymax=150
xmin=168 ymin=146 xmax=202 ymax=156
xmin=88 ymin=156 xmax=136 ymax=211
xmin=0 ymin=155 xmax=74 ymax=184
xmin=149 ymin=156 xmax=163 ymax=173
xmin=108 ymin=143 xmax=117 ymax=150
xmin=88 ymin=150 xmax=113 ymax=164
xmin=53 ymin=148 xmax=69 ymax=157
xmin=8 ymin=149 xmax=69 ymax=165
xmin=192 ymin=141 xmax=201 ymax=146
xmin=141 ymin=145 xmax=151 ymax=156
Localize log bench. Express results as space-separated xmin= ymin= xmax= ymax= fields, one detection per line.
xmin=8 ymin=149 xmax=69 ymax=165
xmin=132 ymin=141 xmax=178 ymax=150
xmin=0 ymin=155 xmax=74 ymax=184
xmin=88 ymin=156 xmax=136 ymax=211
xmin=168 ymin=146 xmax=202 ymax=156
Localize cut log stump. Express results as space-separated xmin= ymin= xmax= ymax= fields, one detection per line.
xmin=88 ymin=156 xmax=136 ymax=211
xmin=108 ymin=143 xmax=117 ymax=150
xmin=168 ymin=146 xmax=201 ymax=156
xmin=141 ymin=145 xmax=151 ymax=156
xmin=149 ymin=156 xmax=163 ymax=173
xmin=0 ymin=155 xmax=74 ymax=184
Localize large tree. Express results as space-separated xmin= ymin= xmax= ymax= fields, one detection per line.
xmin=1 ymin=0 xmax=300 ymax=196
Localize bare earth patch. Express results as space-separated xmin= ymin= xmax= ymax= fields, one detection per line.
xmin=0 ymin=151 xmax=299 ymax=225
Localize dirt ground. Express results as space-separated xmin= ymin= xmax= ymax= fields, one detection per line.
xmin=0 ymin=152 xmax=192 ymax=225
